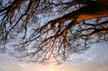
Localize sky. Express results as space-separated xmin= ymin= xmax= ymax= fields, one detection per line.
xmin=0 ymin=1 xmax=108 ymax=71
xmin=0 ymin=42 xmax=108 ymax=71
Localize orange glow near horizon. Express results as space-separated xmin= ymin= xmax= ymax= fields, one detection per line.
xmin=48 ymin=63 xmax=57 ymax=71
xmin=48 ymin=55 xmax=57 ymax=71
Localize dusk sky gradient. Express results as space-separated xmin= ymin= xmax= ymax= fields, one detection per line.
xmin=0 ymin=1 xmax=108 ymax=71
xmin=0 ymin=42 xmax=108 ymax=71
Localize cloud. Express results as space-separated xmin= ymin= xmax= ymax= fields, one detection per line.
xmin=0 ymin=42 xmax=108 ymax=71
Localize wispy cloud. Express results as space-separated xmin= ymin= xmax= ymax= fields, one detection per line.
xmin=0 ymin=42 xmax=108 ymax=71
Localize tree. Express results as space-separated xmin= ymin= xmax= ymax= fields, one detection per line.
xmin=0 ymin=0 xmax=108 ymax=62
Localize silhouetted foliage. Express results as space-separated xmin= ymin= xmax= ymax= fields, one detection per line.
xmin=0 ymin=0 xmax=108 ymax=62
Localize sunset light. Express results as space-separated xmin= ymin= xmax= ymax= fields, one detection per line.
xmin=48 ymin=64 xmax=56 ymax=71
xmin=48 ymin=55 xmax=57 ymax=71
xmin=0 ymin=0 xmax=108 ymax=71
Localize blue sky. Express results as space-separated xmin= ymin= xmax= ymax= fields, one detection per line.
xmin=0 ymin=1 xmax=108 ymax=70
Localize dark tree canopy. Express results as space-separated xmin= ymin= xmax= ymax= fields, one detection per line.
xmin=0 ymin=0 xmax=108 ymax=62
